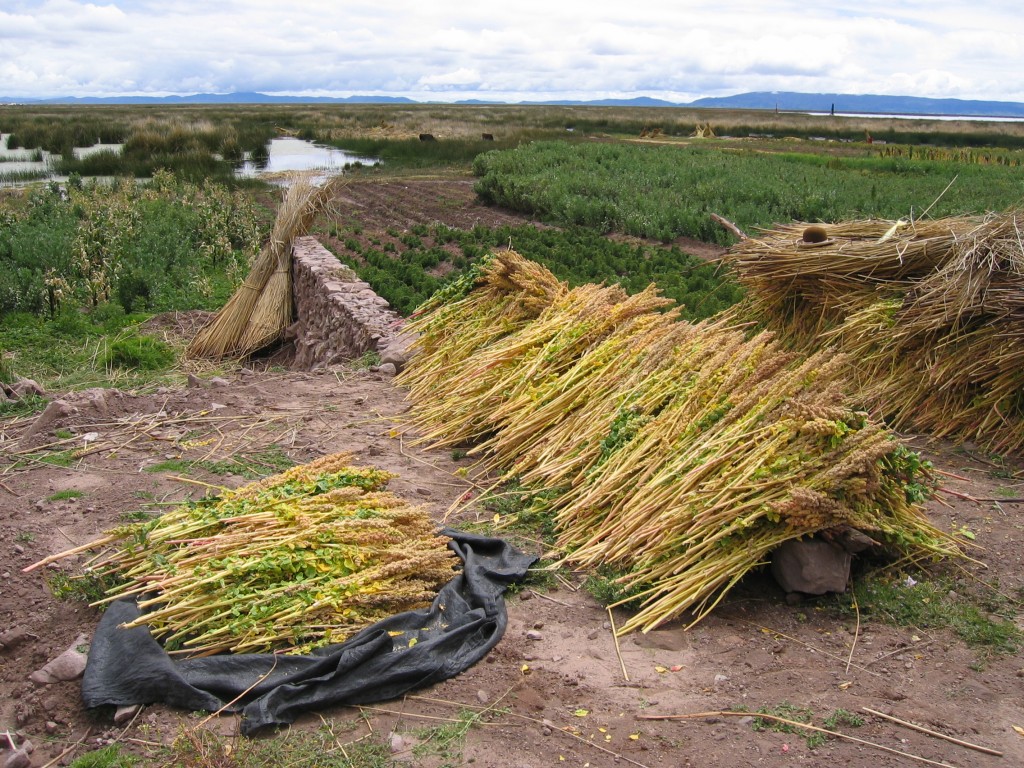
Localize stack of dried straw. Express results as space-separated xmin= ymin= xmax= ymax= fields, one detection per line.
xmin=188 ymin=175 xmax=337 ymax=359
xmin=725 ymin=209 xmax=1024 ymax=452
xmin=399 ymin=250 xmax=958 ymax=634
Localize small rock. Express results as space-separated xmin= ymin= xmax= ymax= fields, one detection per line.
xmin=13 ymin=544 xmax=24 ymax=555
xmin=476 ymin=690 xmax=489 ymax=704
xmin=186 ymin=373 xmax=204 ymax=388
xmin=44 ymin=722 xmax=58 ymax=735
xmin=532 ymin=621 xmax=544 ymax=629
xmin=738 ymin=716 xmax=755 ymax=726
xmin=209 ymin=377 xmax=230 ymax=388
xmin=29 ymin=633 xmax=89 ymax=684
xmin=23 ymin=399 xmax=75 ymax=440
xmin=114 ymin=704 xmax=143 ymax=725
xmin=771 ymin=537 xmax=851 ymax=595
xmin=587 ymin=629 xmax=600 ymax=640
xmin=713 ymin=674 xmax=730 ymax=684
xmin=3 ymin=748 xmax=31 ymax=768
xmin=415 ymin=487 xmax=432 ymax=497
xmin=0 ymin=627 xmax=32 ymax=652
xmin=519 ymin=590 xmax=533 ymax=600
xmin=378 ymin=362 xmax=397 ymax=376
xmin=526 ymin=630 xmax=543 ymax=641
xmin=13 ymin=378 xmax=45 ymax=397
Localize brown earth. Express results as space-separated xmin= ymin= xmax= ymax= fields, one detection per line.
xmin=2 ymin=178 xmax=1023 ymax=768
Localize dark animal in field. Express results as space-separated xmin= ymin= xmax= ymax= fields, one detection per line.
xmin=481 ymin=133 xmax=494 ymax=141
xmin=419 ymin=133 xmax=436 ymax=142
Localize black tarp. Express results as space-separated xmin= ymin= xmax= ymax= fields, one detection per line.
xmin=82 ymin=530 xmax=536 ymax=734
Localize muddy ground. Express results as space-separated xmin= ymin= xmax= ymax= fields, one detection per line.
xmin=2 ymin=178 xmax=1023 ymax=768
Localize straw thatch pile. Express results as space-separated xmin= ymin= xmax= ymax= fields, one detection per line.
xmin=188 ymin=175 xmax=337 ymax=360
xmin=399 ymin=250 xmax=958 ymax=634
xmin=725 ymin=209 xmax=1024 ymax=453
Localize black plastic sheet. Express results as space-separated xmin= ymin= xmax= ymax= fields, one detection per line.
xmin=82 ymin=530 xmax=536 ymax=734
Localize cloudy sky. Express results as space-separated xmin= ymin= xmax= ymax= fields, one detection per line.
xmin=2 ymin=0 xmax=1022 ymax=103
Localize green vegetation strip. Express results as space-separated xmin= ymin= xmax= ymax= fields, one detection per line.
xmin=329 ymin=221 xmax=741 ymax=317
xmin=472 ymin=141 xmax=1024 ymax=243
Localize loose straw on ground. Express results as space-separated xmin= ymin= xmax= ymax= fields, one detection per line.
xmin=637 ymin=711 xmax=958 ymax=768
xmin=861 ymin=708 xmax=1002 ymax=757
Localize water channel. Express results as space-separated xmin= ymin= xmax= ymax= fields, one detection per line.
xmin=0 ymin=134 xmax=376 ymax=186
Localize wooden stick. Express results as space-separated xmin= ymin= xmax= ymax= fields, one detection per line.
xmin=637 ymin=711 xmax=957 ymax=768
xmin=527 ymin=589 xmax=573 ymax=608
xmin=711 ymin=213 xmax=748 ymax=241
xmin=861 ymin=708 xmax=1002 ymax=756
xmin=845 ymin=592 xmax=860 ymax=674
xmin=940 ymin=488 xmax=981 ymax=503
xmin=607 ymin=607 xmax=630 ymax=682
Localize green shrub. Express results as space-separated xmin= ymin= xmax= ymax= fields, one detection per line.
xmin=103 ymin=335 xmax=175 ymax=371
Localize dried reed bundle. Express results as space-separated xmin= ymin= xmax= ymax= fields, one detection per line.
xmin=726 ymin=209 xmax=1024 ymax=452
xmin=400 ymin=252 xmax=958 ymax=634
xmin=27 ymin=453 xmax=457 ymax=656
xmin=188 ymin=175 xmax=339 ymax=359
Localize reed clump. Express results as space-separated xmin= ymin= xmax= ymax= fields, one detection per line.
xmin=26 ymin=453 xmax=457 ymax=656
xmin=725 ymin=209 xmax=1024 ymax=453
xmin=399 ymin=250 xmax=958 ymax=634
xmin=188 ymin=174 xmax=337 ymax=359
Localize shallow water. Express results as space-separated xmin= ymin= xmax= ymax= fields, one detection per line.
xmin=0 ymin=134 xmax=125 ymax=184
xmin=235 ymin=137 xmax=377 ymax=178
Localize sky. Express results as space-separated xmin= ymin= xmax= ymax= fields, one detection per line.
xmin=2 ymin=0 xmax=1023 ymax=103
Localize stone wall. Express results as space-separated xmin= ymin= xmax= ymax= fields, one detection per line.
xmin=288 ymin=236 xmax=406 ymax=370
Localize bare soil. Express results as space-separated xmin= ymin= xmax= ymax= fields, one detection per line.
xmin=2 ymin=178 xmax=1023 ymax=768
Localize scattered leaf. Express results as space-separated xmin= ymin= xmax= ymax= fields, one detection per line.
xmin=521 ymin=664 xmax=530 ymax=674
xmin=838 ymin=681 xmax=852 ymax=690
xmin=1013 ymin=725 xmax=1024 ymax=737
xmin=670 ymin=664 xmax=684 ymax=672
xmin=629 ymin=733 xmax=640 ymax=740
xmin=574 ymin=708 xmax=590 ymax=717
xmin=654 ymin=665 xmax=668 ymax=674
xmin=493 ymin=512 xmax=501 ymax=524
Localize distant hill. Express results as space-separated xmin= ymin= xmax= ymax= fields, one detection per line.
xmin=688 ymin=91 xmax=1024 ymax=118
xmin=2 ymin=92 xmax=416 ymax=105
xmin=3 ymin=90 xmax=1023 ymax=117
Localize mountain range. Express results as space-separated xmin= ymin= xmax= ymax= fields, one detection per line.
xmin=3 ymin=91 xmax=1024 ymax=118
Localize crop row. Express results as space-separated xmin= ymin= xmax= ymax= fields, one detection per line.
xmin=327 ymin=221 xmax=742 ymax=318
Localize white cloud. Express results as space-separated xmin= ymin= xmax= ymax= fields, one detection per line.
xmin=1 ymin=1 xmax=1023 ymax=103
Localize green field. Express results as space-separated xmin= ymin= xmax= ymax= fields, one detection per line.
xmin=473 ymin=141 xmax=1024 ymax=243
xmin=3 ymin=102 xmax=1023 ymax=392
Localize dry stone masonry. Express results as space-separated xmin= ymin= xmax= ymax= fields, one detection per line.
xmin=288 ymin=236 xmax=411 ymax=370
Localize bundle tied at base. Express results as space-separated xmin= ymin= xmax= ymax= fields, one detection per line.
xmin=398 ymin=249 xmax=962 ymax=634
xmin=27 ymin=452 xmax=458 ymax=656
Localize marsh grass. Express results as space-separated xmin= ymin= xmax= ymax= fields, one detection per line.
xmin=835 ymin=574 xmax=1023 ymax=656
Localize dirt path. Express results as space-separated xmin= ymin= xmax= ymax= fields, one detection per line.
xmin=2 ymin=178 xmax=1022 ymax=768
